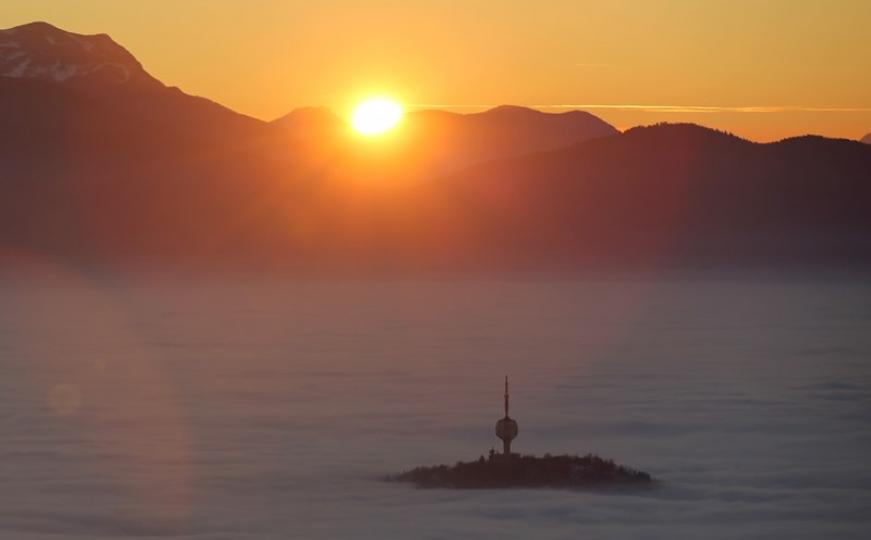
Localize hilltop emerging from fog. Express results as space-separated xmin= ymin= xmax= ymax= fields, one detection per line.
xmin=392 ymin=453 xmax=653 ymax=489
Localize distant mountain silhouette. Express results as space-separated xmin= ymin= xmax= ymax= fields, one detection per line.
xmin=0 ymin=22 xmax=289 ymax=262
xmin=1 ymin=21 xmax=161 ymax=88
xmin=2 ymin=22 xmax=870 ymax=270
xmin=862 ymin=133 xmax=871 ymax=145
xmin=273 ymin=106 xmax=345 ymax=139
xmin=414 ymin=124 xmax=871 ymax=268
xmin=271 ymin=104 xmax=618 ymax=176
xmin=1 ymin=22 xmax=267 ymax=160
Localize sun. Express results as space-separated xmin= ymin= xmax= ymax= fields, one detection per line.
xmin=351 ymin=98 xmax=404 ymax=136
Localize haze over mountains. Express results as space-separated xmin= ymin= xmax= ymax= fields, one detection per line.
xmin=1 ymin=22 xmax=870 ymax=271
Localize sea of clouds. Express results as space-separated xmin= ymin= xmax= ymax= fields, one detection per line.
xmin=1 ymin=275 xmax=870 ymax=539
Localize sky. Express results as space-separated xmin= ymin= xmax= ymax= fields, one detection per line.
xmin=1 ymin=0 xmax=870 ymax=142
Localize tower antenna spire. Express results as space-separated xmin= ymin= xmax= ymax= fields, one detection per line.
xmin=504 ymin=375 xmax=509 ymax=417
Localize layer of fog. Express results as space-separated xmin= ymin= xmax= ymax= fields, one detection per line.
xmin=1 ymin=273 xmax=870 ymax=539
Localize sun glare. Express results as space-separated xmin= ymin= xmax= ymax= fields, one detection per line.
xmin=351 ymin=98 xmax=404 ymax=136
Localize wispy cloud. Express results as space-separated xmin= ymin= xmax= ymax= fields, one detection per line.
xmin=533 ymin=105 xmax=871 ymax=114
xmin=410 ymin=104 xmax=871 ymax=114
xmin=572 ymin=63 xmax=628 ymax=68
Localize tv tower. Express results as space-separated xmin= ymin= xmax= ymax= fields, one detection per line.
xmin=495 ymin=376 xmax=519 ymax=456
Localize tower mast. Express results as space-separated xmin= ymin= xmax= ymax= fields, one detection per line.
xmin=495 ymin=375 xmax=519 ymax=457
xmin=504 ymin=375 xmax=509 ymax=418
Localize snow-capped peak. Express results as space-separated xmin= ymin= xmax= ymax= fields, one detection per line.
xmin=0 ymin=21 xmax=160 ymax=88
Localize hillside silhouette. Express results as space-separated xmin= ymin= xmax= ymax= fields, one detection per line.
xmin=862 ymin=133 xmax=871 ymax=144
xmin=273 ymin=104 xmax=618 ymax=176
xmin=2 ymin=22 xmax=871 ymax=270
xmin=414 ymin=124 xmax=871 ymax=268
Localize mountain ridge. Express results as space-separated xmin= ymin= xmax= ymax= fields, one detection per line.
xmin=422 ymin=122 xmax=871 ymax=266
xmin=271 ymin=103 xmax=619 ymax=176
xmin=1 ymin=21 xmax=870 ymax=271
xmin=0 ymin=21 xmax=162 ymax=90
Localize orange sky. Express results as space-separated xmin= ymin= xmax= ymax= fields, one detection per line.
xmin=2 ymin=0 xmax=870 ymax=142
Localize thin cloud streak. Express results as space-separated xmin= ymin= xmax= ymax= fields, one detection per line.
xmin=411 ymin=104 xmax=871 ymax=114
xmin=535 ymin=105 xmax=871 ymax=114
xmin=573 ymin=63 xmax=627 ymax=68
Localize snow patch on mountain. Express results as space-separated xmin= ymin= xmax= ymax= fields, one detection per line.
xmin=0 ymin=21 xmax=159 ymax=88
xmin=6 ymin=57 xmax=30 ymax=77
